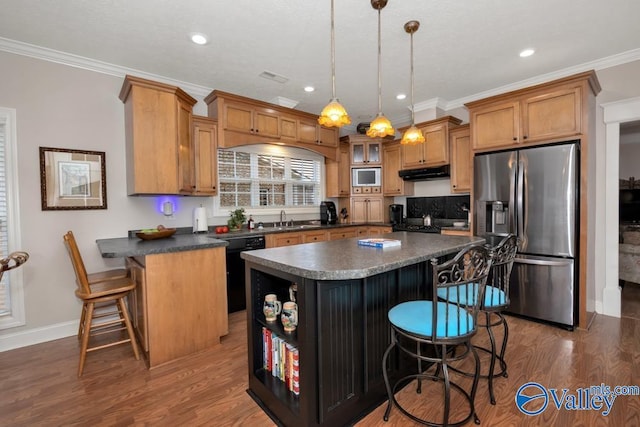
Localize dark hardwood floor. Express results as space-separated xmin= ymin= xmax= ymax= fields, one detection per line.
xmin=1 ymin=310 xmax=638 ymax=426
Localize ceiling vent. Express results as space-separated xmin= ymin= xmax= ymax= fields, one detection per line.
xmin=270 ymin=96 xmax=298 ymax=108
xmin=259 ymin=70 xmax=289 ymax=84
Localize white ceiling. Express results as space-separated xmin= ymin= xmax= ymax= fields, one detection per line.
xmin=1 ymin=0 xmax=640 ymax=131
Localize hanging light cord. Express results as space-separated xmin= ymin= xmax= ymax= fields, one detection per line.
xmin=376 ymin=5 xmax=382 ymax=115
xmin=410 ymin=27 xmax=415 ymax=125
xmin=330 ymin=0 xmax=337 ymax=99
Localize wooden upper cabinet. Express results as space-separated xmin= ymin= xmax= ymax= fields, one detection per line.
xmin=449 ymin=124 xmax=471 ymax=194
xmin=298 ymin=118 xmax=338 ymax=147
xmin=190 ymin=116 xmax=218 ymax=196
xmin=326 ymin=143 xmax=351 ymax=197
xmin=223 ymin=100 xmax=280 ymax=138
xmin=382 ymin=141 xmax=413 ymax=196
xmin=205 ymin=90 xmax=339 ymax=160
xmin=522 ymin=87 xmax=581 ymax=143
xmin=399 ymin=116 xmax=462 ymax=170
xmin=469 ymin=101 xmax=520 ymax=150
xmin=343 ymin=135 xmax=383 ymax=166
xmin=467 ymin=71 xmax=599 ymax=152
xmin=280 ymin=115 xmax=298 ymax=140
xmin=120 ymin=75 xmax=196 ymax=195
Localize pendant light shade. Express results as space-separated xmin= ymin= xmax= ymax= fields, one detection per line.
xmin=318 ymin=0 xmax=351 ymax=128
xmin=367 ymin=0 xmax=394 ymax=138
xmin=401 ymin=20 xmax=425 ymax=145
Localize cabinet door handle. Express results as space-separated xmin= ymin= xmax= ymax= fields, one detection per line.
xmin=523 ymin=135 xmax=528 ymax=139
xmin=513 ymin=137 xmax=517 ymax=141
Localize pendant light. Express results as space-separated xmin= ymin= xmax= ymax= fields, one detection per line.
xmin=401 ymin=20 xmax=425 ymax=145
xmin=367 ymin=0 xmax=395 ymax=138
xmin=318 ymin=0 xmax=351 ymax=128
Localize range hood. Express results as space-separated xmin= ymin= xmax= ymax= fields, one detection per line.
xmin=398 ymin=165 xmax=450 ymax=181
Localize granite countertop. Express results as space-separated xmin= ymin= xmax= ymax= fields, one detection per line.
xmin=96 ymin=222 xmax=392 ymax=258
xmin=241 ymin=231 xmax=485 ymax=280
xmin=96 ymin=233 xmax=229 ymax=258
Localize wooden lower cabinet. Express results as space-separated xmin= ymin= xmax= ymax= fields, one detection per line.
xmin=302 ymin=229 xmax=328 ymax=243
xmin=125 ymin=247 xmax=227 ymax=368
xmin=245 ymin=260 xmax=429 ymax=426
xmin=328 ymin=227 xmax=359 ymax=240
xmin=266 ymin=232 xmax=304 ymax=248
xmin=441 ymin=229 xmax=471 ymax=237
xmin=126 ymin=257 xmax=148 ymax=352
xmin=366 ymin=226 xmax=393 ymax=236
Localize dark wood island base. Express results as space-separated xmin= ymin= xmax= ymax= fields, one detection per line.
xmin=242 ymin=232 xmax=484 ymax=426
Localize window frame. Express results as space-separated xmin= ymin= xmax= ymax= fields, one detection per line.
xmin=213 ymin=144 xmax=326 ymax=217
xmin=0 ymin=107 xmax=26 ymax=329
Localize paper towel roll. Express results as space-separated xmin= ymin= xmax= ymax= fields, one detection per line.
xmin=193 ymin=206 xmax=208 ymax=232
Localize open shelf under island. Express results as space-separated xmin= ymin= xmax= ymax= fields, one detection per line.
xmin=241 ymin=231 xmax=485 ymax=427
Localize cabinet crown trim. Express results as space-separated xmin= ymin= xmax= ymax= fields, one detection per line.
xmin=120 ymin=74 xmax=197 ymax=106
xmin=464 ymin=70 xmax=601 ymax=109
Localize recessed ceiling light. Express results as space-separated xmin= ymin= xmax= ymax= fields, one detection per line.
xmin=304 ymin=86 xmax=315 ymax=92
xmin=519 ymin=48 xmax=535 ymax=58
xmin=396 ymin=93 xmax=407 ymax=100
xmin=190 ymin=33 xmax=208 ymax=45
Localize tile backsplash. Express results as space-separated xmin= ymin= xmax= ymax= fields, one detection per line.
xmin=406 ymin=196 xmax=470 ymax=220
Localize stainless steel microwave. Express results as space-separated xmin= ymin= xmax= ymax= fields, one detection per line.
xmin=352 ymin=167 xmax=381 ymax=186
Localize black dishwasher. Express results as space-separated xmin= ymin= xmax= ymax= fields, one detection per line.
xmin=224 ymin=235 xmax=266 ymax=312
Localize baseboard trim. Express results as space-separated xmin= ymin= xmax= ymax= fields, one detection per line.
xmin=0 ymin=320 xmax=77 ymax=352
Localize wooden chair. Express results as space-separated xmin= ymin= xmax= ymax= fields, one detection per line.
xmin=64 ymin=231 xmax=129 ymax=340
xmin=63 ymin=231 xmax=139 ymax=376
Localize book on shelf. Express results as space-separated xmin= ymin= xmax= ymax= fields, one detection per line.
xmin=262 ymin=327 xmax=300 ymax=396
xmin=357 ymin=238 xmax=401 ymax=248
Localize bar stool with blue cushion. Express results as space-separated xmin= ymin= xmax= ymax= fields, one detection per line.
xmin=438 ymin=234 xmax=518 ymax=405
xmin=382 ymin=244 xmax=492 ymax=426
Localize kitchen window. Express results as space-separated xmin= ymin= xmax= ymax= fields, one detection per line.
xmin=0 ymin=107 xmax=25 ymax=330
xmin=217 ymin=145 xmax=322 ymax=210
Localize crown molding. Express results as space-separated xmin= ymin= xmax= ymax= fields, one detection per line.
xmin=446 ymin=48 xmax=640 ymax=110
xmin=2 ymin=36 xmax=640 ymax=116
xmin=0 ymin=37 xmax=212 ymax=98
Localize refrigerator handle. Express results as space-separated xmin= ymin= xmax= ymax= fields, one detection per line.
xmin=510 ymin=157 xmax=517 ymax=236
xmin=517 ymin=158 xmax=525 ymax=240
xmin=514 ymin=257 xmax=573 ymax=267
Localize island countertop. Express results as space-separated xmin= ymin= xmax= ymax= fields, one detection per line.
xmin=96 ymin=233 xmax=228 ymax=258
xmin=241 ymin=231 xmax=485 ymax=280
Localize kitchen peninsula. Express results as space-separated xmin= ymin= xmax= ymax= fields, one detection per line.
xmin=241 ymin=232 xmax=484 ymax=427
xmin=96 ymin=234 xmax=228 ymax=368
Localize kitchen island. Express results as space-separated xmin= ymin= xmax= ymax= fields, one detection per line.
xmin=96 ymin=234 xmax=228 ymax=368
xmin=241 ymin=232 xmax=484 ymax=427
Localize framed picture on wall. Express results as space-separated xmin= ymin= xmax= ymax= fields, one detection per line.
xmin=39 ymin=147 xmax=107 ymax=210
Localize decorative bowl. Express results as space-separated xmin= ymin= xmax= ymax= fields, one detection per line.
xmin=135 ymin=228 xmax=177 ymax=240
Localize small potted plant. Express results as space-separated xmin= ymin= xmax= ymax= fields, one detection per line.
xmin=227 ymin=208 xmax=247 ymax=231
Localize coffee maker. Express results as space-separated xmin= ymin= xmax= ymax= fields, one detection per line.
xmin=389 ymin=204 xmax=404 ymax=225
xmin=320 ymin=201 xmax=337 ymax=225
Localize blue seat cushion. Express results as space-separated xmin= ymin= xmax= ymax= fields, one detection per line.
xmin=437 ymin=285 xmax=506 ymax=308
xmin=388 ymin=300 xmax=474 ymax=338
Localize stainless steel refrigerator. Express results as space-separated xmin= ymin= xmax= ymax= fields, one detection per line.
xmin=474 ymin=141 xmax=579 ymax=328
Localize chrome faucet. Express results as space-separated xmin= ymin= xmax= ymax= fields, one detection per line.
xmin=280 ymin=210 xmax=287 ymax=227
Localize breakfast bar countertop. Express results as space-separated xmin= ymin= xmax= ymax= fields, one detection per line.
xmin=241 ymin=231 xmax=484 ymax=280
xmin=96 ymin=233 xmax=229 ymax=258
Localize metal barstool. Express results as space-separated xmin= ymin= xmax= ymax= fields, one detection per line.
xmin=382 ymin=244 xmax=492 ymax=426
